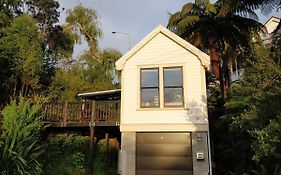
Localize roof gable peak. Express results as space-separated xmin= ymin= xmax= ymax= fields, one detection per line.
xmin=115 ymin=25 xmax=210 ymax=70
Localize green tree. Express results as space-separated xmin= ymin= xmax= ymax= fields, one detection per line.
xmin=214 ymin=46 xmax=281 ymax=174
xmin=48 ymin=5 xmax=121 ymax=101
xmin=65 ymin=4 xmax=102 ymax=54
xmin=0 ymin=96 xmax=45 ymax=175
xmin=0 ymin=14 xmax=43 ymax=99
xmin=218 ymin=0 xmax=281 ymax=16
xmin=26 ymin=0 xmax=60 ymax=38
xmin=81 ymin=48 xmax=122 ymax=91
xmin=48 ymin=48 xmax=121 ymax=102
xmin=167 ymin=0 xmax=263 ymax=101
xmin=0 ymin=0 xmax=22 ymax=18
xmin=270 ymin=30 xmax=281 ymax=67
xmin=48 ymin=65 xmax=93 ymax=102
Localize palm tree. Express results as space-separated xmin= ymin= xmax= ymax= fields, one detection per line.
xmin=167 ymin=0 xmax=264 ymax=101
xmin=218 ymin=0 xmax=281 ymax=16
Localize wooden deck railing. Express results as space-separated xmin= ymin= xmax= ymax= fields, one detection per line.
xmin=42 ymin=101 xmax=120 ymax=127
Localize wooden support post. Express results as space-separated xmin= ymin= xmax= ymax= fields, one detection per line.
xmin=117 ymin=100 xmax=121 ymax=125
xmin=88 ymin=101 xmax=96 ymax=175
xmin=105 ymin=133 xmax=109 ymax=159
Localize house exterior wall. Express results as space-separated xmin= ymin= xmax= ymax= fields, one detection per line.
xmin=118 ymin=29 xmax=211 ymax=175
xmin=262 ymin=16 xmax=280 ymax=45
xmin=120 ymin=33 xmax=208 ymax=131
xmin=265 ymin=17 xmax=280 ymax=34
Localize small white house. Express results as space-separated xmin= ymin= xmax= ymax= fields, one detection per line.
xmin=262 ymin=16 xmax=280 ymax=45
xmin=116 ymin=25 xmax=211 ymax=175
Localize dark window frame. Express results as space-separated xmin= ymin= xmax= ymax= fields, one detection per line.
xmin=140 ymin=68 xmax=160 ymax=108
xmin=163 ymin=66 xmax=184 ymax=107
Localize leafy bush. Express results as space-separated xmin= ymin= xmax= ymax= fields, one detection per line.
xmin=41 ymin=133 xmax=88 ymax=175
xmin=0 ymin=97 xmax=45 ymax=175
xmin=41 ymin=134 xmax=119 ymax=175
xmin=94 ymin=138 xmax=119 ymax=175
xmin=245 ymin=164 xmax=281 ymax=175
xmin=72 ymin=152 xmax=85 ymax=170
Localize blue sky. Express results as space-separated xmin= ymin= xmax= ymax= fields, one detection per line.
xmin=58 ymin=0 xmax=281 ymax=57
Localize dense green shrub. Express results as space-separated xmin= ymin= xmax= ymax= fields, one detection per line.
xmin=41 ymin=134 xmax=119 ymax=175
xmin=94 ymin=138 xmax=119 ymax=175
xmin=0 ymin=97 xmax=45 ymax=175
xmin=41 ymin=133 xmax=88 ymax=175
xmin=251 ymin=164 xmax=281 ymax=175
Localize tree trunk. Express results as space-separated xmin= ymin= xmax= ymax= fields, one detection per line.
xmin=209 ymin=47 xmax=230 ymax=103
xmin=210 ymin=48 xmax=220 ymax=79
xmin=209 ymin=44 xmax=234 ymax=103
xmin=219 ymin=65 xmax=225 ymax=103
xmin=224 ymin=66 xmax=231 ymax=99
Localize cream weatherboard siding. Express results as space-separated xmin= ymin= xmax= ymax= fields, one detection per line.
xmin=120 ymin=32 xmax=208 ymax=129
xmin=262 ymin=16 xmax=280 ymax=45
xmin=264 ymin=16 xmax=280 ymax=34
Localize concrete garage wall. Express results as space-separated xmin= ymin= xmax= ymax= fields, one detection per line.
xmin=192 ymin=132 xmax=210 ymax=175
xmin=120 ymin=131 xmax=210 ymax=175
xmin=121 ymin=132 xmax=136 ymax=175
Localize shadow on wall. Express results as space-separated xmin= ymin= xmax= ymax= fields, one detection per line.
xmin=186 ymin=95 xmax=208 ymax=123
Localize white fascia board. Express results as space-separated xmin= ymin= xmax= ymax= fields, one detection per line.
xmin=77 ymin=89 xmax=121 ymax=97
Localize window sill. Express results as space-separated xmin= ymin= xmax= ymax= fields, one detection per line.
xmin=136 ymin=107 xmax=189 ymax=111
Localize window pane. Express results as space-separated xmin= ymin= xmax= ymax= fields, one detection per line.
xmin=164 ymin=88 xmax=183 ymax=106
xmin=141 ymin=68 xmax=159 ymax=87
xmin=141 ymin=89 xmax=159 ymax=107
xmin=164 ymin=67 xmax=182 ymax=87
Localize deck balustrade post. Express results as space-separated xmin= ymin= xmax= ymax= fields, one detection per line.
xmin=63 ymin=102 xmax=68 ymax=125
xmin=89 ymin=100 xmax=96 ymax=175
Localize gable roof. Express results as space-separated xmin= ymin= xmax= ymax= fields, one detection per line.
xmin=115 ymin=25 xmax=210 ymax=70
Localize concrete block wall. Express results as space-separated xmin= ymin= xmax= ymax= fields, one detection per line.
xmin=121 ymin=132 xmax=136 ymax=175
xmin=192 ymin=132 xmax=210 ymax=175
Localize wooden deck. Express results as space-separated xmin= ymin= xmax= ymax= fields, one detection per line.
xmin=42 ymin=101 xmax=120 ymax=127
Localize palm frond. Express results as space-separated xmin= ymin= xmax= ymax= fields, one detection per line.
xmin=217 ymin=0 xmax=262 ymax=17
xmin=235 ymin=7 xmax=259 ymax=21
xmin=260 ymin=0 xmax=281 ymax=15
xmin=178 ymin=16 xmax=200 ymax=28
xmin=181 ymin=3 xmax=196 ymax=14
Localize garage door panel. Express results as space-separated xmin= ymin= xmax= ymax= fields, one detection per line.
xmin=136 ymin=133 xmax=193 ymax=175
xmin=136 ymin=170 xmax=193 ymax=175
xmin=137 ymin=144 xmax=192 ymax=157
xmin=137 ymin=156 xmax=193 ymax=170
xmin=137 ymin=133 xmax=191 ymax=144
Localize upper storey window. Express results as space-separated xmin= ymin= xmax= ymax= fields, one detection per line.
xmin=140 ymin=68 xmax=159 ymax=107
xmin=164 ymin=67 xmax=183 ymax=107
xmin=140 ymin=66 xmax=184 ymax=108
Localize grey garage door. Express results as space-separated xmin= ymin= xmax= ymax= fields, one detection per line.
xmin=136 ymin=133 xmax=193 ymax=175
